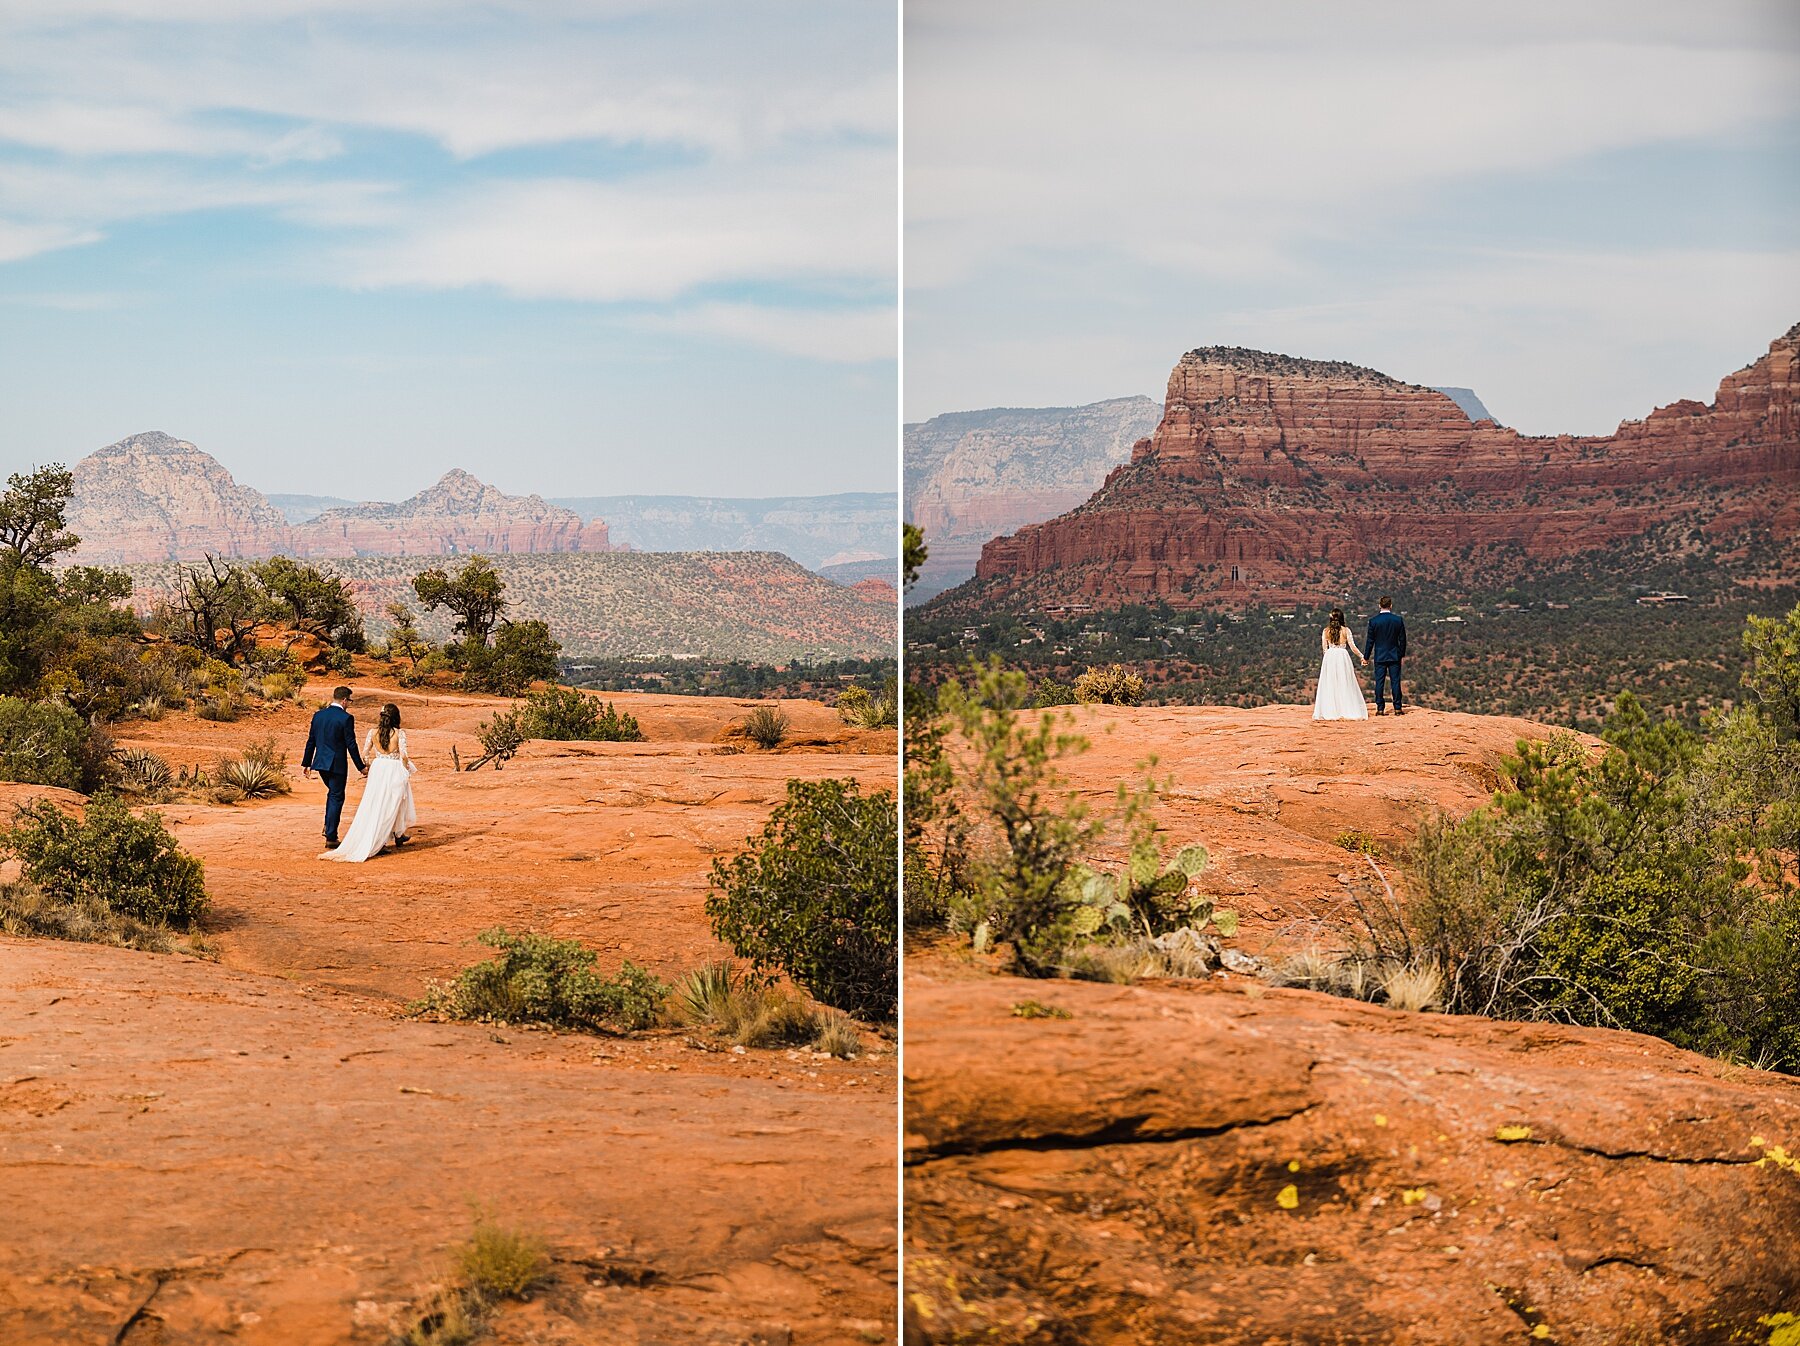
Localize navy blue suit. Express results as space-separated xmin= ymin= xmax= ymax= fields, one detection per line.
xmin=1365 ymin=609 xmax=1408 ymax=713
xmin=302 ymin=703 xmax=366 ymax=843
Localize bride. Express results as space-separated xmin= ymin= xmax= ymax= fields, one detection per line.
xmin=322 ymin=702 xmax=418 ymax=862
xmin=1312 ymin=607 xmax=1369 ymax=721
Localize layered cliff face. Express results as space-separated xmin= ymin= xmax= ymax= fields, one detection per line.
xmin=66 ymin=432 xmax=294 ymax=564
xmin=905 ymin=397 xmax=1163 ymax=599
xmin=292 ymin=469 xmax=610 ymax=556
xmin=64 ymin=438 xmax=612 ymax=562
xmin=970 ymin=325 xmax=1800 ymax=607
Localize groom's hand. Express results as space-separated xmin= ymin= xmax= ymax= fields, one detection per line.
xmin=302 ymin=768 xmax=314 ymax=780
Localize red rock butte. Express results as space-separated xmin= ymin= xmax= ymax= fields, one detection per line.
xmin=65 ymin=433 xmax=611 ymax=564
xmin=970 ymin=323 xmax=1800 ymax=607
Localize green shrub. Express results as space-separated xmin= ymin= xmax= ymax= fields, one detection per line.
xmin=836 ymin=683 xmax=897 ymax=729
xmin=1031 ymin=677 xmax=1076 ymax=708
xmin=417 ymin=927 xmax=668 ymax=1032
xmin=0 ymin=696 xmax=110 ymax=791
xmin=518 ymin=685 xmax=643 ymax=742
xmin=461 ymin=620 xmax=560 ymax=696
xmin=469 ymin=706 xmax=527 ymax=770
xmin=324 ymin=646 xmax=353 ymax=674
xmin=2 ymin=794 xmax=208 ymax=928
xmin=923 ymin=660 xmax=1100 ymax=975
xmin=1537 ymin=868 xmax=1700 ymax=1034
xmin=706 ymin=777 xmax=897 ymax=1019
xmin=741 ymin=704 xmax=789 ymax=749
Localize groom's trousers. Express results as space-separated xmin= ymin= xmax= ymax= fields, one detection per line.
xmin=320 ymin=765 xmax=348 ymax=842
xmin=1373 ymin=660 xmax=1403 ymax=713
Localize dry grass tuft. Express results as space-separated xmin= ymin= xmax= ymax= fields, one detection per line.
xmin=455 ymin=1211 xmax=550 ymax=1300
xmin=1381 ymin=961 xmax=1444 ymax=1012
xmin=812 ymin=1010 xmax=863 ymax=1059
xmin=0 ymin=880 xmax=176 ymax=954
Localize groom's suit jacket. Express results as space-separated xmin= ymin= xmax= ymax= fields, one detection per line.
xmin=303 ymin=703 xmax=367 ymax=776
xmin=1365 ymin=610 xmax=1407 ymax=665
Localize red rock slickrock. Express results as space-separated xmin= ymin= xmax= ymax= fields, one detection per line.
xmin=903 ymin=704 xmax=1800 ymax=1344
xmin=0 ymin=675 xmax=897 ymax=1343
xmin=971 ymin=324 xmax=1800 ymax=607
xmin=65 ymin=435 xmax=611 ymax=563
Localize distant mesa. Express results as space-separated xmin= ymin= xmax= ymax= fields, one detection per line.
xmin=64 ymin=433 xmax=610 ymax=564
xmin=904 ymin=396 xmax=1163 ymax=602
xmin=939 ymin=322 xmax=1800 ymax=611
xmin=1432 ymin=386 xmax=1496 ymax=424
xmin=549 ymin=491 xmax=896 ymax=575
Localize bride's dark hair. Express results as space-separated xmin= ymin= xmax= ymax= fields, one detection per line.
xmin=377 ymin=702 xmax=401 ymax=753
xmin=1327 ymin=608 xmax=1346 ymax=643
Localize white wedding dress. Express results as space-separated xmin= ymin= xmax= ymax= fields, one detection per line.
xmin=321 ymin=728 xmax=418 ymax=862
xmin=1312 ymin=627 xmax=1369 ymax=721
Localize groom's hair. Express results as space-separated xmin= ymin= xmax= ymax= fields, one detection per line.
xmin=332 ymin=686 xmax=353 ymax=702
xmin=1379 ymin=596 xmax=1392 ymax=610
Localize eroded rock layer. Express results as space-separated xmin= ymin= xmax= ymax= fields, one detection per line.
xmin=970 ymin=326 xmax=1800 ymax=607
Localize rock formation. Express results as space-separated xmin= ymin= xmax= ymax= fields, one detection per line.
xmin=905 ymin=397 xmax=1163 ymax=600
xmin=63 ymin=436 xmax=613 ymax=563
xmin=291 ymin=469 xmax=610 ymax=556
xmin=65 ymin=431 xmax=293 ymax=564
xmin=965 ymin=325 xmax=1800 ymax=608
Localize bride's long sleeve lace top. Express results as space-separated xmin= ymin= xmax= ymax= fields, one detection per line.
xmin=362 ymin=728 xmax=418 ymax=773
xmin=1322 ymin=626 xmax=1365 ymax=660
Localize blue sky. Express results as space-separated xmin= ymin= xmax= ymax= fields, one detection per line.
xmin=906 ymin=1 xmax=1800 ymax=434
xmin=0 ymin=1 xmax=897 ymax=499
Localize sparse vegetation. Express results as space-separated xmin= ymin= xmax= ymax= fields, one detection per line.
xmin=0 ymin=878 xmax=177 ymax=953
xmin=415 ymin=928 xmax=668 ymax=1033
xmin=741 ymin=704 xmax=790 ymax=749
xmin=706 ymin=777 xmax=897 ymax=1020
xmin=2 ymin=794 xmax=208 ymax=928
xmin=466 ymin=706 xmax=527 ymax=771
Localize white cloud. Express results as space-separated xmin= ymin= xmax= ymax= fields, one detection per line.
xmin=653 ymin=302 xmax=898 ymax=363
xmin=352 ymin=154 xmax=894 ymax=304
xmin=0 ymin=219 xmax=103 ymax=264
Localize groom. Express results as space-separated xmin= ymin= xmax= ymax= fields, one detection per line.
xmin=1365 ymin=596 xmax=1407 ymax=716
xmin=302 ymin=685 xmax=367 ymax=849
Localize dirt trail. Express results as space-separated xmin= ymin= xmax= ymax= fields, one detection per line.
xmin=2 ymin=675 xmax=898 ymax=1343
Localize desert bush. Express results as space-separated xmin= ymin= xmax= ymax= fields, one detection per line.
xmin=741 ymin=704 xmax=790 ymax=749
xmin=324 ymin=646 xmax=353 ymax=674
xmin=1334 ymin=829 xmax=1381 ymax=855
xmin=917 ymin=660 xmax=1100 ymax=974
xmin=468 ymin=706 xmax=527 ymax=770
xmin=1031 ymin=677 xmax=1076 ymax=708
xmin=729 ymin=987 xmax=821 ymax=1048
xmin=706 ymin=777 xmax=897 ymax=1019
xmin=195 ymin=697 xmax=239 ymax=722
xmin=1400 ymin=677 xmax=1800 ymax=1071
xmin=0 ymin=878 xmax=176 ymax=953
xmin=259 ymin=672 xmax=301 ymax=701
xmin=0 ymin=695 xmax=111 ymax=791
xmin=417 ymin=927 xmax=668 ymax=1033
xmin=455 ymin=1209 xmax=550 ymax=1300
xmin=399 ymin=647 xmax=454 ymax=688
xmin=836 ymin=682 xmax=897 ymax=729
xmin=519 ymin=685 xmax=643 ymax=742
xmin=1073 ymin=663 xmax=1145 ymax=706
xmin=396 ymin=1286 xmax=481 ymax=1346
xmin=114 ymin=747 xmax=173 ymax=796
xmin=2 ymin=794 xmax=208 ymax=928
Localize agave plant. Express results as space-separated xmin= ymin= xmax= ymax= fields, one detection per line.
xmin=114 ymin=747 xmax=174 ymax=794
xmin=216 ymin=754 xmax=291 ymax=799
